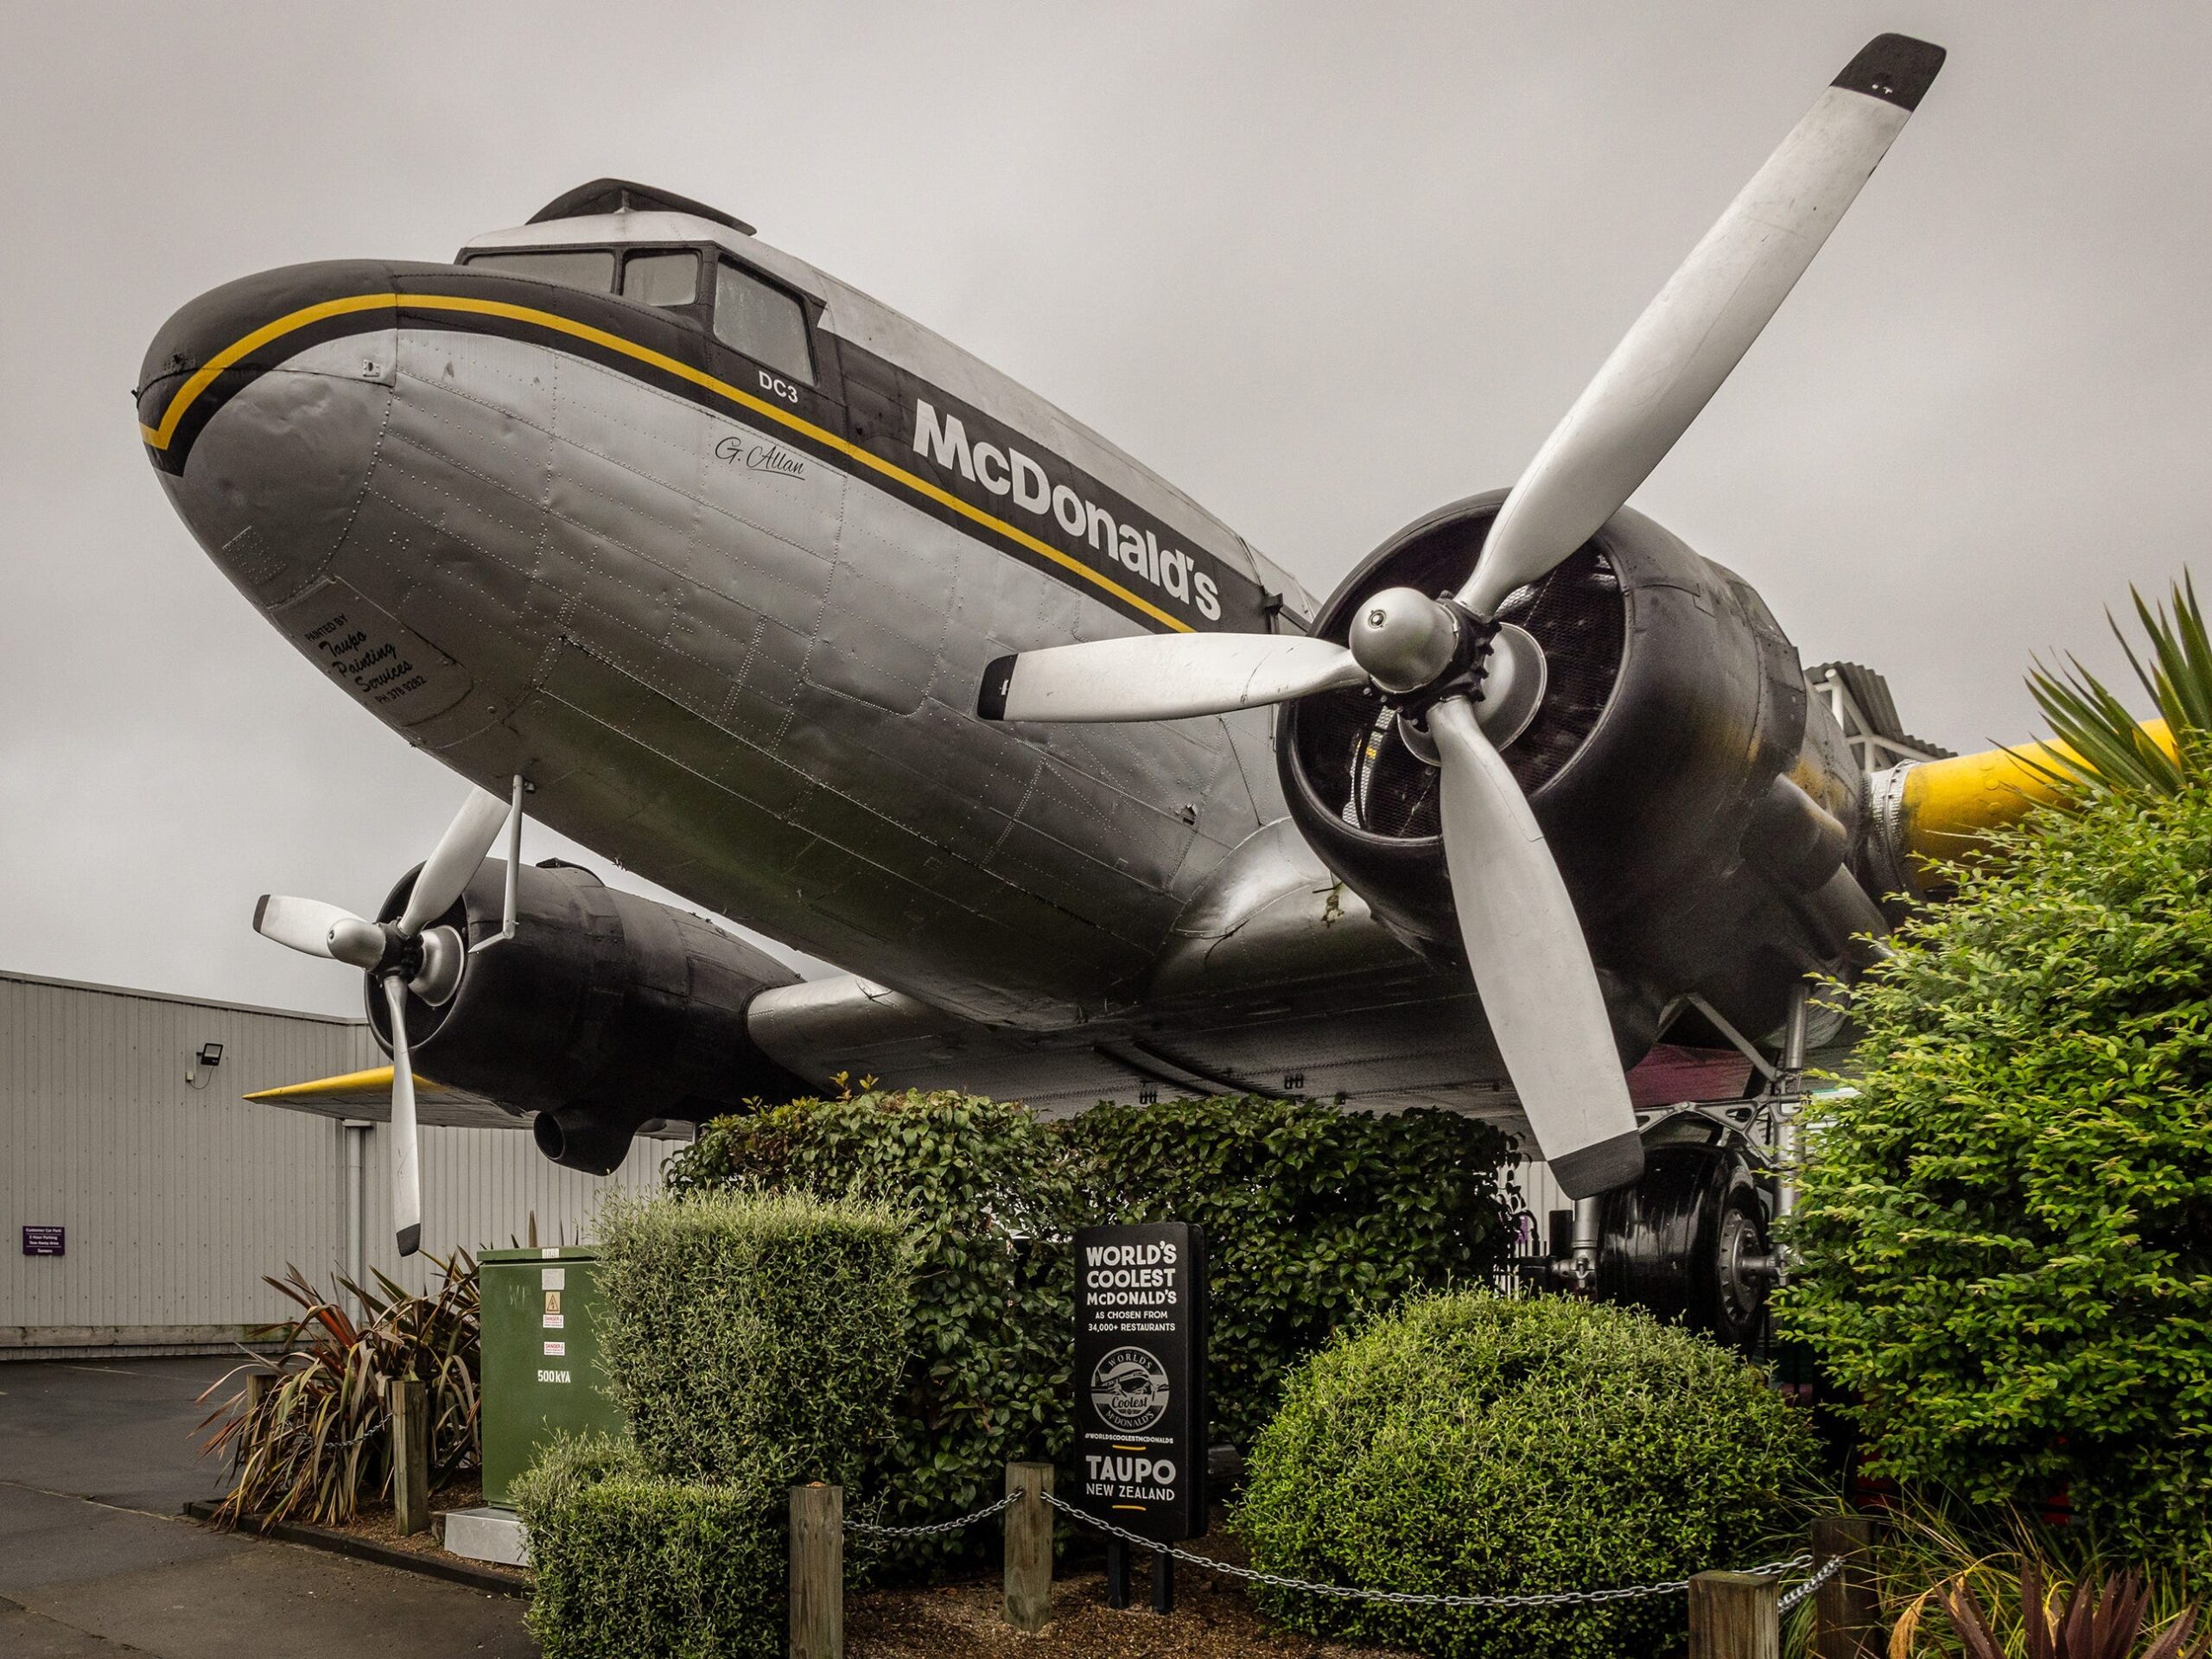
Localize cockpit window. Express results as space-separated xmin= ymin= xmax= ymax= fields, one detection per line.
xmin=622 ymin=251 xmax=699 ymax=308
xmin=461 ymin=249 xmax=616 ymax=290
xmin=714 ymin=260 xmax=813 ymax=385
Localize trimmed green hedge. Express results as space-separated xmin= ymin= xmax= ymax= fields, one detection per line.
xmin=667 ymin=1092 xmax=1079 ymax=1544
xmin=1237 ymin=1292 xmax=1817 ymax=1659
xmin=514 ymin=1434 xmax=782 ymax=1659
xmin=664 ymin=1090 xmax=1520 ymax=1531
xmin=1777 ymin=785 xmax=2212 ymax=1567
xmin=518 ymin=1192 xmax=912 ymax=1657
xmin=1065 ymin=1095 xmax=1516 ymax=1446
xmin=594 ymin=1189 xmax=912 ymax=1489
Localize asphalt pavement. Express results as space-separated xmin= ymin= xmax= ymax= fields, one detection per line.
xmin=0 ymin=1356 xmax=534 ymax=1656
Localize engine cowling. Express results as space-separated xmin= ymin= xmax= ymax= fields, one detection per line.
xmin=366 ymin=859 xmax=806 ymax=1173
xmin=1279 ymin=491 xmax=1875 ymax=1059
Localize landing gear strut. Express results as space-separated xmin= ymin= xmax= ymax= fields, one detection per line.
xmin=1533 ymin=1109 xmax=1782 ymax=1351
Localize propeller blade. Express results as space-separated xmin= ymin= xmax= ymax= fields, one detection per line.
xmin=978 ymin=633 xmax=1363 ymax=723
xmin=1459 ymin=33 xmax=1944 ymax=618
xmin=381 ymin=975 xmax=423 ymax=1257
xmin=1427 ymin=696 xmax=1643 ymax=1197
xmin=398 ymin=788 xmax=512 ymax=937
xmin=253 ymin=894 xmax=383 ymax=969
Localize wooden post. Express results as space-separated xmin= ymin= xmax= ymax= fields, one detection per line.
xmin=1003 ymin=1461 xmax=1055 ymax=1633
xmin=389 ymin=1376 xmax=430 ymax=1536
xmin=1690 ymin=1570 xmax=1779 ymax=1659
xmin=1811 ymin=1516 xmax=1880 ymax=1659
xmin=790 ymin=1483 xmax=842 ymax=1659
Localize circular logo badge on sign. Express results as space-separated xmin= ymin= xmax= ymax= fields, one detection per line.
xmin=1090 ymin=1346 xmax=1171 ymax=1433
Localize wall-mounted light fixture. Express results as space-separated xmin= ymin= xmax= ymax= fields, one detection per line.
xmin=185 ymin=1041 xmax=225 ymax=1090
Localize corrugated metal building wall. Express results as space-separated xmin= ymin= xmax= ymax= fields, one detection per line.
xmin=1 ymin=970 xmax=676 ymax=1357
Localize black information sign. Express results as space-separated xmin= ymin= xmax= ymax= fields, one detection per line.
xmin=1071 ymin=1221 xmax=1207 ymax=1541
xmin=22 ymin=1225 xmax=64 ymax=1257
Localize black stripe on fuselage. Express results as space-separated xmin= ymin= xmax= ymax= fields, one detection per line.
xmin=143 ymin=262 xmax=1271 ymax=636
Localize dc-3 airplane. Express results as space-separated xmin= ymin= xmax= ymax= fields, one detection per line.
xmin=139 ymin=33 xmax=2044 ymax=1338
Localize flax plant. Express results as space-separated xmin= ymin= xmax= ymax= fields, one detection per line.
xmin=2021 ymin=575 xmax=2212 ymax=798
xmin=199 ymin=1254 xmax=481 ymax=1526
xmin=1875 ymin=1499 xmax=2209 ymax=1659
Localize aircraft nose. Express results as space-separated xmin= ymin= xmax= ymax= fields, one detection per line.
xmin=138 ymin=260 xmax=397 ymax=607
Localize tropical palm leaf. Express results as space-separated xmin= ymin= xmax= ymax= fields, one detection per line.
xmin=2020 ymin=575 xmax=2208 ymax=798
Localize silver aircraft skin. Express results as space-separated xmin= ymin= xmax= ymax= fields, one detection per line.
xmin=141 ymin=197 xmax=1540 ymax=1123
xmin=147 ymin=33 xmax=1963 ymax=1294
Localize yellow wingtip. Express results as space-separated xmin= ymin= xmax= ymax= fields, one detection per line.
xmin=245 ymin=1065 xmax=444 ymax=1104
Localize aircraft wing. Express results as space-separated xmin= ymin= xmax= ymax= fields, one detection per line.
xmin=245 ymin=1067 xmax=692 ymax=1137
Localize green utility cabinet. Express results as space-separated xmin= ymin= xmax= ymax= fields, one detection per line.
xmin=479 ymin=1248 xmax=624 ymax=1508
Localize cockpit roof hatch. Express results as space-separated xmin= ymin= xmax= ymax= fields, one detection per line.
xmin=529 ymin=178 xmax=755 ymax=237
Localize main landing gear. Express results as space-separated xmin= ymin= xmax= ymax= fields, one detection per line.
xmin=1529 ymin=1107 xmax=1785 ymax=1352
xmin=1522 ymin=981 xmax=1818 ymax=1350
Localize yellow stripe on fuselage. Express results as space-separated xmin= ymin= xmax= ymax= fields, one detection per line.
xmin=142 ymin=291 xmax=1194 ymax=633
xmin=138 ymin=292 xmax=403 ymax=451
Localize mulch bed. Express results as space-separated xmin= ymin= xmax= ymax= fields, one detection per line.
xmin=849 ymin=1564 xmax=1410 ymax=1658
xmin=850 ymin=1525 xmax=1411 ymax=1659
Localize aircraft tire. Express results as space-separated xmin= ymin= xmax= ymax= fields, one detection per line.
xmin=1592 ymin=1134 xmax=1773 ymax=1351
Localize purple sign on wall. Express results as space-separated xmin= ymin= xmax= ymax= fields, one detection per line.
xmin=22 ymin=1225 xmax=64 ymax=1256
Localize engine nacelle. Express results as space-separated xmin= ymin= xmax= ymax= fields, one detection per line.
xmin=367 ymin=859 xmax=806 ymax=1173
xmin=1279 ymin=491 xmax=1878 ymax=1060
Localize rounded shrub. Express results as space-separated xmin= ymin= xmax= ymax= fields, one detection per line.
xmin=1236 ymin=1291 xmax=1817 ymax=1658
xmin=1777 ymin=785 xmax=2212 ymax=1567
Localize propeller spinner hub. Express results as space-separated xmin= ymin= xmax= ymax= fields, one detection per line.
xmin=326 ymin=915 xmax=391 ymax=972
xmin=1348 ymin=587 xmax=1465 ymax=695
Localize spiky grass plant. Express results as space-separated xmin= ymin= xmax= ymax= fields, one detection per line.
xmin=1939 ymin=1563 xmax=2210 ymax=1659
xmin=1876 ymin=1499 xmax=2209 ymax=1659
xmin=199 ymin=1254 xmax=481 ymax=1526
xmin=2023 ymin=575 xmax=2209 ymax=797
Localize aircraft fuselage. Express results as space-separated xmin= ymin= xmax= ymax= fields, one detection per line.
xmin=141 ymin=210 xmax=1319 ymax=1033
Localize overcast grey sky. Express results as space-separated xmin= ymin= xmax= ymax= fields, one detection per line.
xmin=3 ymin=3 xmax=2207 ymax=1016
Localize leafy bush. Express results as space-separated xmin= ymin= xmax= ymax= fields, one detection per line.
xmin=1776 ymin=785 xmax=2212 ymax=1567
xmin=1065 ymin=1095 xmax=1516 ymax=1446
xmin=516 ymin=1192 xmax=911 ymax=1657
xmin=200 ymin=1255 xmax=480 ymax=1525
xmin=667 ymin=1091 xmax=1080 ymax=1540
xmin=594 ymin=1189 xmax=912 ymax=1489
xmin=1236 ymin=1291 xmax=1816 ymax=1659
xmin=514 ymin=1433 xmax=783 ymax=1659
xmin=665 ymin=1090 xmax=1522 ymax=1535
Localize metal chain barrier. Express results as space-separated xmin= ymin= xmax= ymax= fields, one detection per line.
xmin=839 ymin=1482 xmax=1840 ymax=1613
xmin=845 ymin=1490 xmax=1019 ymax=1538
xmin=1041 ymin=1490 xmax=1815 ymax=1611
xmin=1777 ymin=1551 xmax=1845 ymax=1614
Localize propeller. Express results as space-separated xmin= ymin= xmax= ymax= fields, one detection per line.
xmin=975 ymin=35 xmax=1943 ymax=1197
xmin=251 ymin=785 xmax=515 ymax=1255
